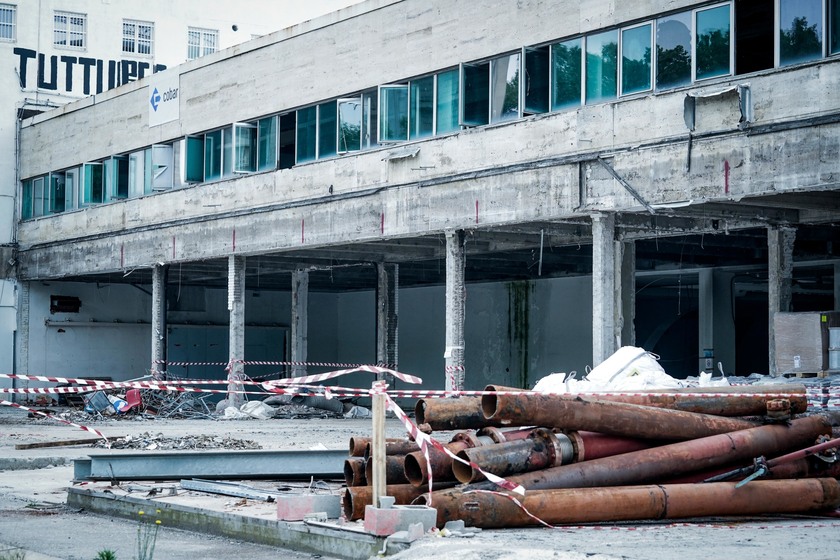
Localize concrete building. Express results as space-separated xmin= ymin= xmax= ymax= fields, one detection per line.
xmin=10 ymin=0 xmax=840 ymax=398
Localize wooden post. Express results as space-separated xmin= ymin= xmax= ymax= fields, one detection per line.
xmin=371 ymin=381 xmax=386 ymax=508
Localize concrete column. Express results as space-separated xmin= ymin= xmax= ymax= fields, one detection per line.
xmin=834 ymin=263 xmax=840 ymax=310
xmin=151 ymin=264 xmax=168 ymax=378
xmin=619 ymin=239 xmax=636 ymax=347
xmin=592 ymin=213 xmax=617 ymax=367
xmin=291 ymin=268 xmax=309 ymax=378
xmin=227 ymin=255 xmax=246 ymax=409
xmin=13 ymin=282 xmax=28 ymax=403
xmin=376 ymin=263 xmax=399 ymax=373
xmin=445 ymin=230 xmax=466 ymax=391
xmin=698 ymin=268 xmax=714 ymax=374
xmin=768 ymin=226 xmax=796 ymax=376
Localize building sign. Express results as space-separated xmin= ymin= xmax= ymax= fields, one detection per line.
xmin=148 ymin=72 xmax=180 ymax=127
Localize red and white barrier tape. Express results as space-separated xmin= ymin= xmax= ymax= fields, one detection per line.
xmin=155 ymin=359 xmax=396 ymax=368
xmin=0 ymin=400 xmax=109 ymax=445
xmin=264 ymin=365 xmax=422 ymax=388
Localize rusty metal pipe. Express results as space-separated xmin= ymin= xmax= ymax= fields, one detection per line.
xmin=342 ymin=483 xmax=455 ymax=521
xmin=344 ymin=457 xmax=367 ymax=487
xmin=476 ymin=426 xmax=535 ymax=443
xmin=436 ymin=415 xmax=831 ymax=494
xmin=349 ymin=437 xmax=412 ymax=457
xmin=364 ymin=455 xmax=409 ymax=485
xmin=418 ymin=478 xmax=840 ymax=528
xmin=362 ymin=440 xmax=421 ymax=460
xmin=482 ymin=393 xmax=758 ymax=440
xmin=565 ymin=430 xmax=661 ymax=461
xmin=453 ymin=428 xmax=575 ymax=484
xmin=415 ymin=397 xmax=506 ymax=431
xmin=403 ymin=431 xmax=497 ymax=487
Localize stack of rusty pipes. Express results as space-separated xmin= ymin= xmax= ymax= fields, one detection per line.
xmin=412 ymin=384 xmax=840 ymax=528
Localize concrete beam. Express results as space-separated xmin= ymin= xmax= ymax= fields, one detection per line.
xmin=768 ymin=226 xmax=796 ymax=376
xmin=228 ymin=255 xmax=246 ymax=408
xmin=445 ymin=230 xmax=466 ymax=391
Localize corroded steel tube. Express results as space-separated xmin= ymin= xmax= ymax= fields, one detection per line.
xmin=342 ymin=483 xmax=455 ymax=521
xmin=580 ymin=385 xmax=808 ymax=416
xmin=404 ymin=439 xmax=472 ymax=487
xmin=418 ymin=478 xmax=840 ymax=528
xmin=415 ymin=397 xmax=504 ymax=431
xmin=435 ymin=415 xmax=831 ymax=494
xmin=482 ymin=393 xmax=758 ymax=440
xmin=349 ymin=437 xmax=411 ymax=457
xmin=344 ymin=457 xmax=367 ymax=487
xmin=364 ymin=455 xmax=409 ymax=485
xmin=453 ymin=429 xmax=574 ymax=484
xmin=566 ymin=430 xmax=660 ymax=461
xmin=362 ymin=440 xmax=421 ymax=460
xmin=477 ymin=426 xmax=535 ymax=443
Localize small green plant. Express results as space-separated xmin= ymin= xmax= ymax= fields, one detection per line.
xmin=95 ymin=551 xmax=117 ymax=560
xmin=135 ymin=509 xmax=162 ymax=560
xmin=0 ymin=551 xmax=26 ymax=560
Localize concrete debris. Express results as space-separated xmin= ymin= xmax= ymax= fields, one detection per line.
xmin=90 ymin=431 xmax=262 ymax=450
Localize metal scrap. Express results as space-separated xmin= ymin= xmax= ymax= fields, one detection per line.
xmin=91 ymin=431 xmax=261 ymax=450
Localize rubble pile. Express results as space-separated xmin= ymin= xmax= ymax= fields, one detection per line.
xmin=342 ymin=379 xmax=840 ymax=529
xmin=91 ymin=431 xmax=262 ymax=450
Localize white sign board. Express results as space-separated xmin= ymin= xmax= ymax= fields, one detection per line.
xmin=148 ymin=72 xmax=180 ymax=127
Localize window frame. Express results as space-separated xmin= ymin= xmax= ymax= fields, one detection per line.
xmin=692 ymin=2 xmax=734 ymax=82
xmin=435 ymin=68 xmax=460 ymax=135
xmin=584 ymin=28 xmax=619 ymax=104
xmin=379 ymin=84 xmax=410 ymax=143
xmin=619 ymin=22 xmax=654 ymax=96
xmin=338 ymin=97 xmax=363 ymax=153
xmin=187 ymin=26 xmax=219 ymax=60
xmin=550 ymin=36 xmax=584 ymax=111
xmin=776 ymin=0 xmax=827 ymax=67
xmin=54 ymin=10 xmax=87 ymax=50
xmin=0 ymin=3 xmax=16 ymax=42
xmin=232 ymin=122 xmax=258 ymax=174
xmin=122 ymin=19 xmax=154 ymax=57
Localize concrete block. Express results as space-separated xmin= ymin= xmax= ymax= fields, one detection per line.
xmin=276 ymin=494 xmax=341 ymax=521
xmin=363 ymin=500 xmax=436 ymax=536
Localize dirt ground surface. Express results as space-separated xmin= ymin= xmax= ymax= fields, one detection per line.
xmin=1 ymin=405 xmax=840 ymax=560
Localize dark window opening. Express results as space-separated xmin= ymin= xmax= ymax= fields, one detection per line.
xmin=735 ymin=0 xmax=774 ymax=75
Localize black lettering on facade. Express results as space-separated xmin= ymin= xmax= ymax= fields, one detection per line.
xmin=78 ymin=57 xmax=95 ymax=95
xmin=13 ymin=47 xmax=36 ymax=88
xmin=138 ymin=61 xmax=150 ymax=80
xmin=37 ymin=54 xmax=58 ymax=91
xmin=120 ymin=60 xmax=138 ymax=85
xmin=96 ymin=59 xmax=104 ymax=94
xmin=60 ymin=56 xmax=77 ymax=93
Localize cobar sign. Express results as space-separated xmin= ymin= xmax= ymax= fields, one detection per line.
xmin=148 ymin=71 xmax=180 ymax=127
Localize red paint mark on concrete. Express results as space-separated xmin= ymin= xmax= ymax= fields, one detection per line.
xmin=301 ymin=219 xmax=305 ymax=244
xmin=381 ymin=212 xmax=385 ymax=235
xmin=172 ymin=236 xmax=176 ymax=259
xmin=724 ymin=160 xmax=730 ymax=194
xmin=475 ymin=200 xmax=479 ymax=224
xmin=232 ymin=228 xmax=236 ymax=252
xmin=120 ymin=244 xmax=124 ymax=268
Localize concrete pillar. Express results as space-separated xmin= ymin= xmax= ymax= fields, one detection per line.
xmin=376 ymin=263 xmax=399 ymax=373
xmin=227 ymin=255 xmax=246 ymax=409
xmin=768 ymin=226 xmax=796 ymax=376
xmin=698 ymin=268 xmax=714 ymax=374
xmin=834 ymin=263 xmax=840 ymax=310
xmin=13 ymin=282 xmax=28 ymax=403
xmin=619 ymin=239 xmax=636 ymax=347
xmin=445 ymin=230 xmax=466 ymax=391
xmin=291 ymin=268 xmax=309 ymax=378
xmin=592 ymin=213 xmax=617 ymax=366
xmin=151 ymin=264 xmax=168 ymax=378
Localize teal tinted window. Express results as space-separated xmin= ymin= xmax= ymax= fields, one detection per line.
xmin=436 ymin=69 xmax=460 ymax=134
xmin=21 ymin=179 xmax=33 ymax=220
xmin=696 ymin=5 xmax=731 ymax=80
xmin=551 ymin=38 xmax=582 ymax=110
xmin=296 ymin=106 xmax=316 ymax=163
xmin=185 ymin=136 xmax=204 ymax=182
xmin=380 ymin=86 xmax=408 ymax=142
xmin=234 ymin=123 xmax=257 ymax=173
xmin=82 ymin=163 xmax=103 ymax=205
xmin=409 ymin=77 xmax=434 ymax=139
xmin=461 ymin=62 xmax=489 ymax=126
xmin=490 ymin=53 xmax=520 ymax=123
xmin=621 ymin=24 xmax=652 ymax=95
xmin=586 ymin=30 xmax=618 ymax=103
xmin=257 ymin=117 xmax=277 ymax=171
xmin=338 ymin=98 xmax=362 ymax=152
xmin=204 ymin=129 xmax=222 ymax=180
xmin=780 ymin=0 xmax=823 ymax=66
xmin=318 ymin=101 xmax=337 ymax=158
xmin=832 ymin=0 xmax=840 ymax=54
xmin=222 ymin=127 xmax=233 ymax=177
xmin=656 ymin=12 xmax=692 ymax=90
xmin=49 ymin=173 xmax=65 ymax=213
xmin=33 ymin=177 xmax=45 ymax=216
xmin=524 ymin=46 xmax=550 ymax=114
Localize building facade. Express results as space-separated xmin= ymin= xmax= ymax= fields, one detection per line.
xmin=11 ymin=0 xmax=840 ymax=394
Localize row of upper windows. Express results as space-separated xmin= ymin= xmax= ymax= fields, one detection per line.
xmin=19 ymin=0 xmax=840 ymax=220
xmin=0 ymin=4 xmax=218 ymax=61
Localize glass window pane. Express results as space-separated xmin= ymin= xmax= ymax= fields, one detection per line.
xmin=622 ymin=24 xmax=652 ymax=95
xmin=279 ymin=113 xmax=296 ymax=169
xmin=379 ymin=86 xmax=408 ymax=142
xmin=656 ymin=12 xmax=692 ymax=89
xmin=222 ymin=127 xmax=233 ymax=177
xmin=296 ymin=106 xmax=317 ymax=163
xmin=361 ymin=90 xmax=378 ymax=148
xmin=436 ymin=69 xmax=460 ymax=134
xmin=204 ymin=130 xmax=222 ymax=180
xmin=462 ymin=62 xmax=489 ymax=126
xmin=490 ymin=53 xmax=520 ymax=123
xmin=65 ymin=168 xmax=78 ymax=209
xmin=551 ymin=38 xmax=582 ymax=110
xmin=409 ymin=77 xmax=434 ymax=139
xmin=832 ymin=0 xmax=840 ymax=54
xmin=21 ymin=180 xmax=32 ymax=220
xmin=82 ymin=164 xmax=103 ymax=205
xmin=696 ymin=5 xmax=731 ymax=80
xmin=234 ymin=124 xmax=257 ymax=173
xmin=258 ymin=117 xmax=277 ymax=170
xmin=115 ymin=157 xmax=129 ymax=198
xmin=586 ymin=30 xmax=618 ymax=103
xmin=780 ymin=0 xmax=823 ymax=66
xmin=524 ymin=46 xmax=550 ymax=114
xmin=185 ymin=136 xmax=204 ymax=182
xmin=338 ymin=98 xmax=362 ymax=152
xmin=50 ymin=173 xmax=65 ymax=213
xmin=151 ymin=145 xmax=173 ymax=190
xmin=318 ymin=101 xmax=337 ymax=158
xmin=33 ymin=177 xmax=45 ymax=216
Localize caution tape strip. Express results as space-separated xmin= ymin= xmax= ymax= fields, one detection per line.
xmin=0 ymin=400 xmax=109 ymax=446
xmin=264 ymin=365 xmax=422 ymax=387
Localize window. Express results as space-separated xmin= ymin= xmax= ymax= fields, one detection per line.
xmin=779 ymin=0 xmax=823 ymax=66
xmin=379 ymin=85 xmax=409 ymax=142
xmin=104 ymin=156 xmax=129 ymax=200
xmin=409 ymin=76 xmax=434 ymax=139
xmin=734 ymin=0 xmax=773 ymax=75
xmin=461 ymin=61 xmax=490 ymax=126
xmin=123 ymin=20 xmax=154 ymax=56
xmin=54 ymin=11 xmax=86 ymax=49
xmin=338 ymin=98 xmax=362 ymax=152
xmin=184 ymin=137 xmax=205 ymax=183
xmin=257 ymin=117 xmax=278 ymax=170
xmin=233 ymin=122 xmax=257 ymax=173
xmin=296 ymin=106 xmax=317 ymax=163
xmin=523 ymin=46 xmax=550 ymax=115
xmin=48 ymin=172 xmax=67 ymax=213
xmin=436 ymin=69 xmax=460 ymax=134
xmin=81 ymin=163 xmax=103 ymax=206
xmin=656 ymin=13 xmax=692 ymax=89
xmin=279 ymin=113 xmax=296 ymax=169
xmin=490 ymin=53 xmax=520 ymax=123
xmin=621 ymin=23 xmax=652 ymax=95
xmin=32 ymin=177 xmax=46 ymax=217
xmin=21 ymin=179 xmax=33 ymax=220
xmin=318 ymin=101 xmax=337 ymax=158
xmin=832 ymin=0 xmax=840 ymax=54
xmin=551 ymin=38 xmax=583 ymax=110
xmin=0 ymin=4 xmax=15 ymax=42
xmin=586 ymin=29 xmax=618 ymax=103
xmin=695 ymin=4 xmax=732 ymax=80
xmin=187 ymin=27 xmax=218 ymax=60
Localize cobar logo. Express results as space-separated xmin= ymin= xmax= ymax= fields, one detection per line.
xmin=150 ymin=87 xmax=161 ymax=111
xmin=148 ymin=73 xmax=180 ymax=127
